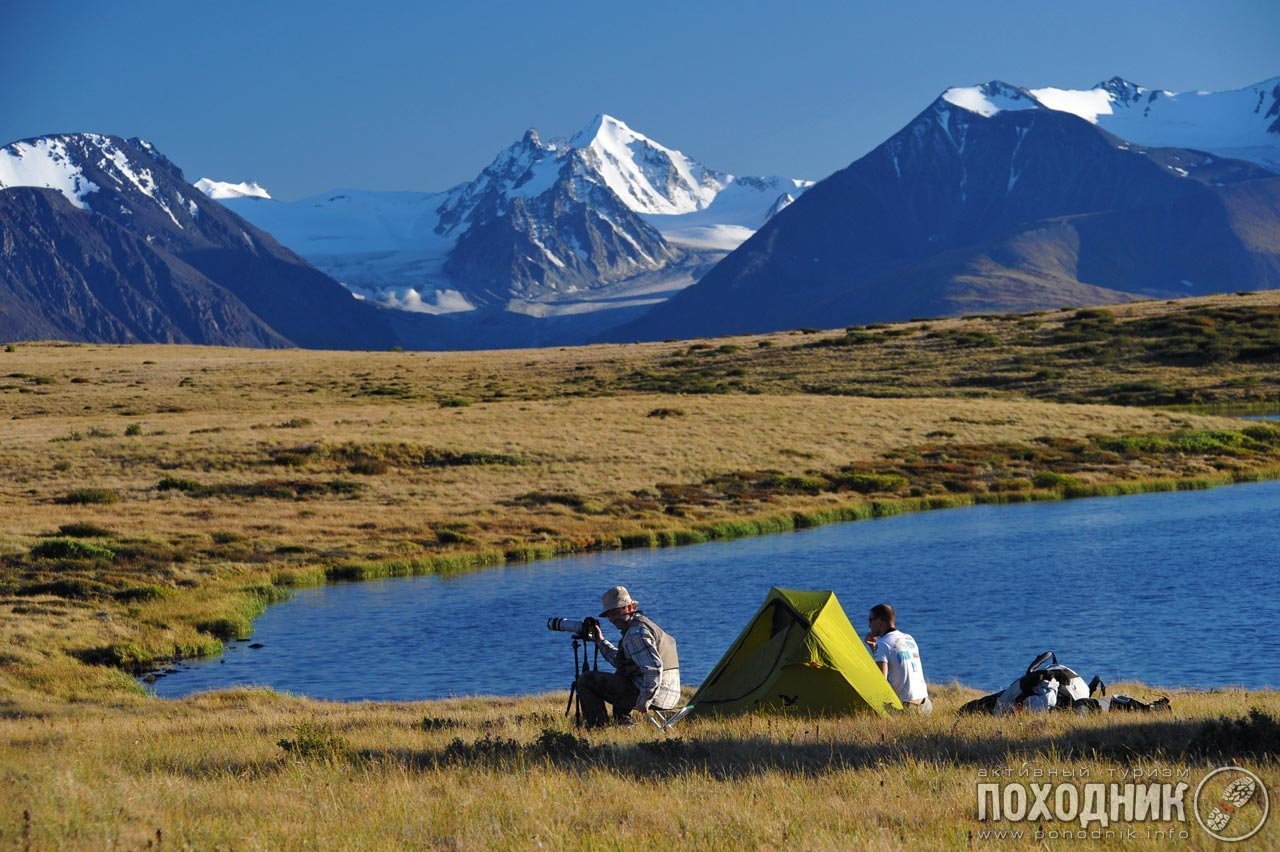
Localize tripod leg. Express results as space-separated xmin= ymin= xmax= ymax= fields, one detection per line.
xmin=569 ymin=638 xmax=583 ymax=726
xmin=565 ymin=681 xmax=577 ymax=718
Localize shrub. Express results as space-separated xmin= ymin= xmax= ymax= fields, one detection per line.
xmin=767 ymin=474 xmax=828 ymax=494
xmin=278 ymin=722 xmax=350 ymax=762
xmin=196 ymin=616 xmax=250 ymax=640
xmin=531 ymin=728 xmax=597 ymax=761
xmin=167 ymin=479 xmax=368 ymax=501
xmin=443 ymin=733 xmax=523 ymax=765
xmin=421 ymin=716 xmax=462 ymax=731
xmin=511 ymin=491 xmax=588 ymax=510
xmin=113 ymin=584 xmax=170 ymax=603
xmin=1191 ymin=709 xmax=1280 ymax=759
xmin=30 ymin=538 xmax=115 ymax=561
xmin=57 ymin=522 xmax=113 ymax=538
xmin=124 ymin=423 xmax=144 ymax=436
xmin=157 ymin=476 xmax=204 ymax=493
xmin=348 ymin=459 xmax=390 ymax=475
xmin=951 ymin=331 xmax=1001 ymax=348
xmin=828 ymin=473 xmax=910 ymax=494
xmin=19 ymin=578 xmax=110 ymax=599
xmin=1032 ymin=471 xmax=1081 ymax=490
xmin=435 ymin=529 xmax=472 ymax=545
xmin=439 ymin=397 xmax=472 ymax=408
xmin=1243 ymin=424 xmax=1280 ymax=447
xmin=326 ymin=442 xmax=525 ymax=469
xmin=3 ymin=344 xmax=14 ymax=353
xmin=57 ymin=488 xmax=119 ymax=505
xmin=647 ymin=407 xmax=685 ymax=418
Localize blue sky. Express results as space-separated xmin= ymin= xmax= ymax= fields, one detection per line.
xmin=4 ymin=0 xmax=1277 ymax=200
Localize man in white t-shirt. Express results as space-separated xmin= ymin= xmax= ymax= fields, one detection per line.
xmin=865 ymin=603 xmax=931 ymax=713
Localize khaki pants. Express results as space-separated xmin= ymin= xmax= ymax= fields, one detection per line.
xmin=904 ymin=696 xmax=934 ymax=714
xmin=576 ymin=671 xmax=639 ymax=728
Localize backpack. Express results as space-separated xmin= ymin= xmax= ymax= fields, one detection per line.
xmin=961 ymin=651 xmax=1108 ymax=715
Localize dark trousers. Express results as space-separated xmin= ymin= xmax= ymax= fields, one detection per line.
xmin=576 ymin=670 xmax=638 ymax=727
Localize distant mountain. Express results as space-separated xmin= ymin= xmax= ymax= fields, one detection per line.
xmin=435 ymin=123 xmax=684 ymax=303
xmin=0 ymin=187 xmax=287 ymax=346
xmin=193 ymin=177 xmax=271 ymax=200
xmin=1028 ymin=76 xmax=1280 ymax=172
xmin=612 ymin=81 xmax=1280 ymax=341
xmin=10 ymin=77 xmax=1275 ymax=351
xmin=0 ymin=133 xmax=400 ymax=348
xmin=208 ymin=115 xmax=810 ymax=318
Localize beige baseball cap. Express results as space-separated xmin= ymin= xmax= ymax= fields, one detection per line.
xmin=600 ymin=585 xmax=637 ymax=616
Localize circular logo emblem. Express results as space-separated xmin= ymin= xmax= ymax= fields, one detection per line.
xmin=1194 ymin=766 xmax=1270 ymax=842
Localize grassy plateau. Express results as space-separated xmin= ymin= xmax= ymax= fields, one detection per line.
xmin=2 ymin=289 xmax=1280 ymax=848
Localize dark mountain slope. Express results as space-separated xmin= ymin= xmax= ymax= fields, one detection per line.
xmin=0 ymin=133 xmax=401 ymax=348
xmin=612 ymin=84 xmax=1276 ymax=340
xmin=0 ymin=188 xmax=287 ymax=346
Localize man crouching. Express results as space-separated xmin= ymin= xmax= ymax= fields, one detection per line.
xmin=579 ymin=586 xmax=680 ymax=728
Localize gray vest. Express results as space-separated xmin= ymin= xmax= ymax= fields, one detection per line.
xmin=617 ymin=613 xmax=679 ymax=676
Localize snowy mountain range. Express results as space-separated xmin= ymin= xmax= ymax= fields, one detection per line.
xmin=2 ymin=75 xmax=1278 ymax=349
xmin=1026 ymin=76 xmax=1280 ymax=170
xmin=204 ymin=115 xmax=811 ymax=318
xmin=614 ymin=77 xmax=1280 ymax=341
xmin=0 ymin=133 xmax=400 ymax=347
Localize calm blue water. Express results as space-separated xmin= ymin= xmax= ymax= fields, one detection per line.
xmin=150 ymin=479 xmax=1280 ymax=700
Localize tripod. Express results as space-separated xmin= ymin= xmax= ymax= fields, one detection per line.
xmin=563 ymin=633 xmax=599 ymax=727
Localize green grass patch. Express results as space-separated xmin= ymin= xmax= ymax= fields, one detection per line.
xmin=30 ymin=538 xmax=116 ymax=561
xmin=56 ymin=488 xmax=120 ymax=505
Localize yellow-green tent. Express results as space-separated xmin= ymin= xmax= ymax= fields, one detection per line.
xmin=686 ymin=587 xmax=902 ymax=717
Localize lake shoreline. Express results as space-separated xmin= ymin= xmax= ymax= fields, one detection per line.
xmin=142 ymin=467 xmax=1280 ymax=699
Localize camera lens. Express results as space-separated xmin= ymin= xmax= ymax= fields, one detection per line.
xmin=547 ymin=617 xmax=585 ymax=634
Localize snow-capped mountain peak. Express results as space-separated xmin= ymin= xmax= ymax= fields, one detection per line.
xmin=0 ymin=135 xmax=101 ymax=209
xmin=214 ymin=115 xmax=811 ymax=314
xmin=934 ymin=76 xmax=1280 ymax=172
xmin=940 ymin=81 xmax=1041 ymax=118
xmin=0 ymin=133 xmax=200 ymax=229
xmin=1025 ymin=75 xmax=1280 ymax=170
xmin=195 ymin=178 xmax=271 ymax=200
xmin=1093 ymin=76 xmax=1155 ymax=104
xmin=434 ymin=127 xmax=559 ymax=234
xmin=567 ymin=113 xmax=631 ymax=147
xmin=568 ymin=113 xmax=727 ymax=215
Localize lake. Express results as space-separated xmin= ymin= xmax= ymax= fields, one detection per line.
xmin=150 ymin=478 xmax=1280 ymax=701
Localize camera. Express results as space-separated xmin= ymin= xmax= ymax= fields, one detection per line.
xmin=547 ymin=615 xmax=598 ymax=638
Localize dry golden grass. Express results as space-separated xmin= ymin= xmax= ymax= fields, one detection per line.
xmin=3 ymin=293 xmax=1280 ymax=848
xmin=1 ymin=686 xmax=1275 ymax=849
xmin=4 ymin=295 xmax=1280 ymax=701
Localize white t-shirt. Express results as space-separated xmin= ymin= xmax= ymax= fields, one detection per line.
xmin=873 ymin=629 xmax=928 ymax=703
